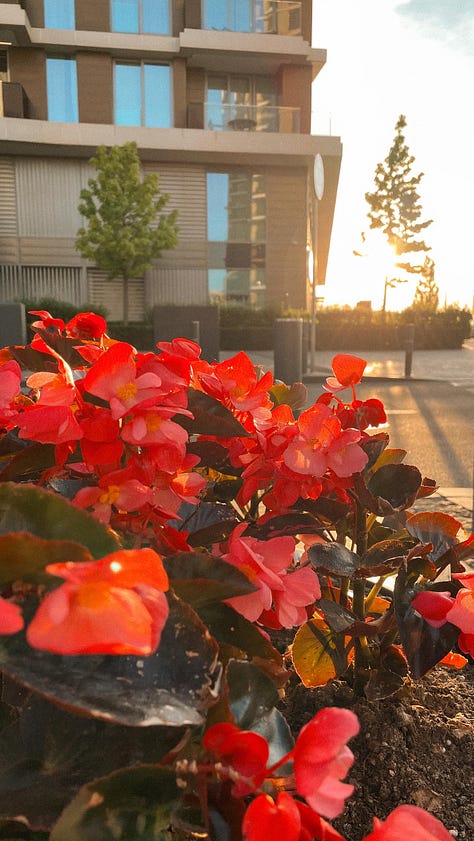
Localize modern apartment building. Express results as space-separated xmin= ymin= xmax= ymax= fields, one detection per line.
xmin=0 ymin=0 xmax=342 ymax=320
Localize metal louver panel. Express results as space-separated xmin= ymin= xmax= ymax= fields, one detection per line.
xmin=0 ymin=264 xmax=86 ymax=304
xmin=0 ymin=157 xmax=17 ymax=237
xmin=145 ymin=267 xmax=208 ymax=306
xmin=87 ymin=270 xmax=145 ymax=322
xmin=16 ymin=158 xmax=92 ymax=238
xmin=142 ymin=164 xmax=207 ymax=240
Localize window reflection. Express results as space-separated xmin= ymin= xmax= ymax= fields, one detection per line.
xmin=47 ymin=58 xmax=78 ymax=122
xmin=207 ymin=173 xmax=266 ymax=304
xmin=115 ymin=63 xmax=171 ymax=127
xmin=206 ymin=75 xmax=277 ymax=131
xmin=44 ymin=0 xmax=75 ymax=29
xmin=112 ymin=0 xmax=170 ymax=34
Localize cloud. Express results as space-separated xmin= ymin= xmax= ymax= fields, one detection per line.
xmin=395 ymin=0 xmax=474 ymax=54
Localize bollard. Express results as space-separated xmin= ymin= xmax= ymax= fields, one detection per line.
xmin=0 ymin=302 xmax=26 ymax=346
xmin=274 ymin=318 xmax=303 ymax=384
xmin=191 ymin=320 xmax=200 ymax=345
xmin=404 ymin=323 xmax=415 ymax=378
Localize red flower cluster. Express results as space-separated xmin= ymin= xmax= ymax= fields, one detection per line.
xmin=203 ymin=711 xmax=452 ymax=841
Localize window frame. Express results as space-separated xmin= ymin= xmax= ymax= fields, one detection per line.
xmin=114 ymin=61 xmax=172 ymax=127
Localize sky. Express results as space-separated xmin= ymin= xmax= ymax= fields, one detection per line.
xmin=311 ymin=0 xmax=474 ymax=311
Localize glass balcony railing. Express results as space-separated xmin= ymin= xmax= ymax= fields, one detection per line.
xmin=188 ymin=102 xmax=300 ymax=133
xmin=202 ymin=0 xmax=302 ymax=35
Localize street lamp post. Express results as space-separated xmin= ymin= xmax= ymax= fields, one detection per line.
xmin=310 ymin=154 xmax=324 ymax=371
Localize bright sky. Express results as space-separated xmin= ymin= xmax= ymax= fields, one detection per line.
xmin=311 ymin=0 xmax=474 ymax=311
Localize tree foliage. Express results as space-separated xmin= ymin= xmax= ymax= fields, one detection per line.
xmin=76 ymin=142 xmax=178 ymax=325
xmin=365 ymin=115 xmax=433 ymax=271
xmin=412 ymin=256 xmax=439 ymax=311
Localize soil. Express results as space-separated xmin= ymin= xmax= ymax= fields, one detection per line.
xmin=279 ymin=664 xmax=474 ymax=840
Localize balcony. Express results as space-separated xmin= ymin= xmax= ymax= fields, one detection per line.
xmin=0 ymin=81 xmax=26 ymax=118
xmin=188 ymin=101 xmax=300 ymax=132
xmin=187 ymin=0 xmax=302 ymax=35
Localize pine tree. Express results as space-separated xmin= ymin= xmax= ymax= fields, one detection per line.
xmin=365 ymin=115 xmax=432 ymax=275
xmin=412 ymin=256 xmax=439 ymax=312
xmin=76 ymin=142 xmax=178 ymax=326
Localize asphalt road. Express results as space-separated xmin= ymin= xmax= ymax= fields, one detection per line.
xmin=304 ymin=379 xmax=474 ymax=489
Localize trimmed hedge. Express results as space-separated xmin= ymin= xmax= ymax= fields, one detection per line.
xmin=219 ymin=306 xmax=471 ymax=351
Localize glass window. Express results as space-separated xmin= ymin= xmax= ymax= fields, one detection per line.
xmin=115 ymin=63 xmax=171 ymax=127
xmin=204 ymin=0 xmax=251 ymax=32
xmin=207 ymin=172 xmax=266 ymax=304
xmin=112 ymin=0 xmax=170 ymax=34
xmin=44 ymin=0 xmax=75 ymax=29
xmin=47 ymin=58 xmax=78 ymax=122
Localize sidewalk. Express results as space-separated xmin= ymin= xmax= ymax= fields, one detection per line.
xmin=219 ymin=340 xmax=474 ymax=532
xmin=221 ymin=339 xmax=474 ymax=385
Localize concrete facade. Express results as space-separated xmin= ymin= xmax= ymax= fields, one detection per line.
xmin=0 ymin=0 xmax=342 ymax=320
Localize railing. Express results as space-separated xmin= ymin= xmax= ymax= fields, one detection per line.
xmin=188 ymin=102 xmax=300 ymax=133
xmin=201 ymin=0 xmax=302 ymax=35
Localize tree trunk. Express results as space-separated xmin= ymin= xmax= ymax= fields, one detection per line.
xmin=122 ymin=276 xmax=129 ymax=327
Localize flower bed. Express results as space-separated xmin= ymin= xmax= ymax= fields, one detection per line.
xmin=0 ymin=310 xmax=472 ymax=839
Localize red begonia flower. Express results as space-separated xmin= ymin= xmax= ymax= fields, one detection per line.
xmin=203 ymin=722 xmax=269 ymax=796
xmin=14 ymin=404 xmax=83 ymax=445
xmin=0 ymin=598 xmax=24 ymax=635
xmin=325 ymin=354 xmax=367 ymax=394
xmin=294 ymin=800 xmax=347 ymax=841
xmin=362 ymin=804 xmax=453 ymax=840
xmin=411 ymin=590 xmax=454 ymax=627
xmin=26 ymin=548 xmax=169 ymax=655
xmin=83 ymin=342 xmax=162 ymax=419
xmin=243 ymin=793 xmax=301 ymax=841
xmin=66 ymin=312 xmax=107 ymax=340
xmin=293 ymin=707 xmax=359 ymax=819
xmin=0 ymin=360 xmax=22 ymax=409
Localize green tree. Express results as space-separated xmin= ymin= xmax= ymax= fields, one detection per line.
xmin=76 ymin=142 xmax=178 ymax=326
xmin=365 ymin=115 xmax=433 ymax=277
xmin=412 ymin=256 xmax=439 ymax=312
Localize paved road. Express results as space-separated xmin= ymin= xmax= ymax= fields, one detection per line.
xmin=304 ymin=379 xmax=474 ymax=489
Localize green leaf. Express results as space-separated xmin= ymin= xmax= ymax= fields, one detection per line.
xmin=270 ymin=381 xmax=307 ymax=411
xmin=316 ymin=599 xmax=356 ymax=633
xmin=0 ymin=594 xmax=220 ymax=728
xmin=178 ymin=390 xmax=249 ymax=438
xmin=0 ymin=443 xmax=57 ymax=482
xmin=244 ymin=512 xmax=325 ymax=540
xmin=0 ymin=691 xmax=186 ymax=832
xmin=360 ymin=537 xmax=415 ymax=570
xmin=0 ymin=533 xmax=92 ymax=587
xmin=50 ymin=765 xmax=182 ymax=841
xmin=196 ymin=602 xmax=282 ymax=669
xmin=368 ymin=463 xmax=422 ymax=510
xmin=163 ymin=551 xmax=257 ymax=607
xmin=405 ymin=511 xmax=462 ymax=563
xmin=0 ymin=483 xmax=120 ymax=559
xmin=308 ymin=542 xmax=360 ymax=577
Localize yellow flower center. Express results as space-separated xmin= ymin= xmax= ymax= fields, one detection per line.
xmin=99 ymin=485 xmax=121 ymax=505
xmin=76 ymin=581 xmax=111 ymax=610
xmin=117 ymin=381 xmax=138 ymax=401
xmin=145 ymin=413 xmax=163 ymax=433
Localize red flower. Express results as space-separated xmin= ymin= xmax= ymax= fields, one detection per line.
xmin=14 ymin=404 xmax=83 ymax=445
xmin=362 ymin=804 xmax=453 ymax=840
xmin=283 ymin=404 xmax=368 ymax=479
xmin=83 ymin=342 xmax=162 ymax=419
xmin=65 ymin=311 xmax=107 ymax=340
xmin=0 ymin=598 xmax=24 ymax=635
xmin=293 ymin=707 xmax=359 ymax=818
xmin=203 ymin=722 xmax=268 ymax=795
xmin=26 ymin=548 xmax=169 ymax=655
xmin=243 ymin=793 xmax=301 ymax=841
xmin=325 ymin=354 xmax=367 ymax=393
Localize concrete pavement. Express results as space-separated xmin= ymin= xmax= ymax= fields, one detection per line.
xmin=219 ymin=339 xmax=474 ymax=531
